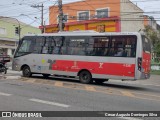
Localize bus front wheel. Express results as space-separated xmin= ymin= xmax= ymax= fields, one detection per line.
xmin=22 ymin=66 xmax=32 ymax=77
xmin=79 ymin=71 xmax=93 ymax=84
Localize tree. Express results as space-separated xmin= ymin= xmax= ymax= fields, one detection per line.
xmin=143 ymin=26 xmax=160 ymax=59
xmin=154 ymin=41 xmax=160 ymax=57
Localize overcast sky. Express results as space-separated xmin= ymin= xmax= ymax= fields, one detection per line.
xmin=0 ymin=0 xmax=160 ymax=27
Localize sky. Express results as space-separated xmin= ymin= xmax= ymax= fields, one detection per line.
xmin=0 ymin=0 xmax=160 ymax=28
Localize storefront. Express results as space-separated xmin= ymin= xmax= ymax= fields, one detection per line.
xmin=0 ymin=38 xmax=17 ymax=56
xmin=43 ymin=17 xmax=120 ymax=33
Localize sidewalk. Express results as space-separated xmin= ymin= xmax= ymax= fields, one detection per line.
xmin=0 ymin=69 xmax=22 ymax=80
xmin=109 ymin=74 xmax=160 ymax=86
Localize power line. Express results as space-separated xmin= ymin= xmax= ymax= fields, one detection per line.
xmin=1 ymin=0 xmax=160 ymax=26
xmin=44 ymin=1 xmax=58 ymax=22
xmin=31 ymin=4 xmax=44 ymax=33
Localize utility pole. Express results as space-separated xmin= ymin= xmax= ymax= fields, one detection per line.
xmin=31 ymin=4 xmax=44 ymax=33
xmin=58 ymin=0 xmax=63 ymax=32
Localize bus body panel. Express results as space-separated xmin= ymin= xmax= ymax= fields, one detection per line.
xmin=142 ymin=52 xmax=151 ymax=73
xmin=140 ymin=35 xmax=151 ymax=79
xmin=141 ymin=52 xmax=151 ymax=79
xmin=12 ymin=31 xmax=151 ymax=81
xmin=134 ymin=34 xmax=142 ymax=80
xmin=13 ymin=54 xmax=136 ymax=80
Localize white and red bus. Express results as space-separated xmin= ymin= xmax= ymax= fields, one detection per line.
xmin=12 ymin=31 xmax=151 ymax=84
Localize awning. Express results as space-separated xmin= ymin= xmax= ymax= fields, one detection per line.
xmin=0 ymin=45 xmax=16 ymax=49
xmin=0 ymin=37 xmax=18 ymax=42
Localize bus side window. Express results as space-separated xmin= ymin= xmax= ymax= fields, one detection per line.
xmin=42 ymin=46 xmax=48 ymax=54
xmin=52 ymin=36 xmax=64 ymax=55
xmin=109 ymin=36 xmax=137 ymax=57
xmin=45 ymin=37 xmax=55 ymax=54
xmin=53 ymin=46 xmax=60 ymax=54
xmin=114 ymin=48 xmax=124 ymax=57
xmin=60 ymin=37 xmax=67 ymax=55
xmin=108 ymin=49 xmax=115 ymax=56
xmin=103 ymin=48 xmax=108 ymax=56
xmin=66 ymin=37 xmax=86 ymax=56
xmin=86 ymin=36 xmax=109 ymax=56
xmin=122 ymin=50 xmax=127 ymax=57
xmin=33 ymin=36 xmax=45 ymax=54
xmin=29 ymin=39 xmax=36 ymax=53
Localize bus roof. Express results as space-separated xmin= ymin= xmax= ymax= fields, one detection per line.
xmin=23 ymin=31 xmax=144 ymax=37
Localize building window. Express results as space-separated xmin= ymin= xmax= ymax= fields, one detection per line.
xmin=78 ymin=11 xmax=89 ymax=21
xmin=0 ymin=27 xmax=6 ymax=35
xmin=28 ymin=32 xmax=32 ymax=34
xmin=97 ymin=25 xmax=105 ymax=32
xmin=96 ymin=8 xmax=109 ymax=18
xmin=57 ymin=14 xmax=68 ymax=23
xmin=63 ymin=14 xmax=68 ymax=23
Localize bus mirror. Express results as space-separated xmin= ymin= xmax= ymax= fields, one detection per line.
xmin=18 ymin=39 xmax=22 ymax=45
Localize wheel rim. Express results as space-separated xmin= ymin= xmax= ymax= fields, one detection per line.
xmin=24 ymin=68 xmax=30 ymax=76
xmin=0 ymin=67 xmax=6 ymax=74
xmin=82 ymin=73 xmax=89 ymax=81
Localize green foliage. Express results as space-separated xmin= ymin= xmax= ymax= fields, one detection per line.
xmin=144 ymin=26 xmax=159 ymax=46
xmin=151 ymin=70 xmax=160 ymax=75
xmin=154 ymin=42 xmax=160 ymax=57
xmin=144 ymin=26 xmax=160 ymax=57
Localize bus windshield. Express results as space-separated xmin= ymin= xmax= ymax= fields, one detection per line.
xmin=15 ymin=38 xmax=34 ymax=57
xmin=14 ymin=36 xmax=64 ymax=57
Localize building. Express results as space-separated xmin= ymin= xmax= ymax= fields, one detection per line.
xmin=157 ymin=24 xmax=160 ymax=31
xmin=43 ymin=0 xmax=144 ymax=33
xmin=143 ymin=15 xmax=159 ymax=30
xmin=0 ymin=17 xmax=41 ymax=56
xmin=143 ymin=15 xmax=160 ymax=38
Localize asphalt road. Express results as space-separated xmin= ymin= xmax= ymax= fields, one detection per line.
xmin=0 ymin=70 xmax=160 ymax=120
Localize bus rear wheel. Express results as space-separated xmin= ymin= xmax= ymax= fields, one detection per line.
xmin=22 ymin=66 xmax=32 ymax=77
xmin=79 ymin=71 xmax=93 ymax=84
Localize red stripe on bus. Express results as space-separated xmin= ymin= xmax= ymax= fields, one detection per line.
xmin=52 ymin=60 xmax=135 ymax=77
xmin=142 ymin=52 xmax=151 ymax=74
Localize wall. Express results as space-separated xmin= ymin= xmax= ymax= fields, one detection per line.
xmin=0 ymin=18 xmax=41 ymax=40
xmin=0 ymin=17 xmax=41 ymax=56
xmin=49 ymin=0 xmax=120 ymax=24
xmin=45 ymin=17 xmax=120 ymax=33
xmin=144 ymin=16 xmax=149 ymax=26
xmin=120 ymin=0 xmax=144 ymax=32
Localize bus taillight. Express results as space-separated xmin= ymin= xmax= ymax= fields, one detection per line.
xmin=138 ymin=57 xmax=142 ymax=71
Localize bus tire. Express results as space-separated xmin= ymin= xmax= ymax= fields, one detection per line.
xmin=79 ymin=70 xmax=93 ymax=84
xmin=22 ymin=66 xmax=32 ymax=77
xmin=3 ymin=67 xmax=7 ymax=74
xmin=42 ymin=74 xmax=50 ymax=78
xmin=94 ymin=79 xmax=108 ymax=84
xmin=1 ymin=66 xmax=7 ymax=74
